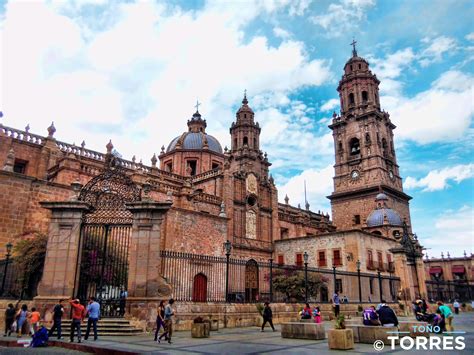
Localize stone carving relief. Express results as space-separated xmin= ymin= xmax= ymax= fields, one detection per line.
xmin=246 ymin=173 xmax=258 ymax=195
xmin=246 ymin=210 xmax=257 ymax=239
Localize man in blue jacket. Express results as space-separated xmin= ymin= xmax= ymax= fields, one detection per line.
xmin=84 ymin=297 xmax=100 ymax=341
xmin=377 ymin=300 xmax=398 ymax=327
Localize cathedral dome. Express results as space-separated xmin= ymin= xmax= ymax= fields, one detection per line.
xmin=166 ymin=132 xmax=223 ymax=154
xmin=366 ymin=206 xmax=403 ymax=227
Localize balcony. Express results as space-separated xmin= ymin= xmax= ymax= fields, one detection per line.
xmin=367 ymin=261 xmax=377 ymax=271
xmin=318 ymin=260 xmax=327 ymax=268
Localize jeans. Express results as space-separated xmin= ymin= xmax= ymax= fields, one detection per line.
xmin=49 ymin=318 xmax=62 ymax=339
xmin=334 ymin=305 xmax=340 ymax=317
xmin=4 ymin=318 xmax=14 ymax=336
xmin=85 ymin=318 xmax=98 ymax=340
xmin=70 ymin=319 xmax=82 ymax=342
xmin=154 ymin=318 xmax=165 ymax=340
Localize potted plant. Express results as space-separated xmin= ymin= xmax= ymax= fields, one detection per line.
xmin=328 ymin=315 xmax=354 ymax=350
xmin=191 ymin=316 xmax=210 ymax=338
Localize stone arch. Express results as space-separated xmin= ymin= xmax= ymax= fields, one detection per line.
xmin=349 ymin=137 xmax=360 ymax=155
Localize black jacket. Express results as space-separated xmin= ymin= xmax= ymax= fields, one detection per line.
xmin=378 ymin=305 xmax=398 ymax=326
xmin=263 ymin=306 xmax=273 ymax=319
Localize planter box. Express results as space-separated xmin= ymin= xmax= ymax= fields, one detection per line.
xmin=281 ymin=322 xmax=325 ymax=340
xmin=210 ymin=319 xmax=219 ymax=331
xmin=328 ymin=329 xmax=354 ymax=350
xmin=347 ymin=325 xmax=398 ymax=344
xmin=191 ymin=323 xmax=210 ymax=338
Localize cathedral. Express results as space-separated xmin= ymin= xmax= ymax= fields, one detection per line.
xmin=0 ymin=46 xmax=426 ymax=317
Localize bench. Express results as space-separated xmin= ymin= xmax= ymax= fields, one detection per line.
xmin=346 ymin=324 xmax=398 ymax=344
xmin=281 ymin=322 xmax=325 ymax=340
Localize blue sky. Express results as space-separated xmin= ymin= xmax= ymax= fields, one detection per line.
xmin=0 ymin=0 xmax=472 ymax=257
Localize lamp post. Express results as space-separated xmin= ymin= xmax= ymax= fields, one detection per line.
xmin=356 ymin=260 xmax=362 ymax=303
xmin=388 ymin=264 xmax=394 ymax=302
xmin=1 ymin=242 xmax=13 ymax=296
xmin=435 ymin=273 xmax=441 ymax=301
xmin=332 ymin=265 xmax=337 ymax=295
xmin=377 ymin=269 xmax=383 ymax=303
xmin=224 ymin=240 xmax=232 ymax=303
xmin=269 ymin=258 xmax=273 ymax=302
xmin=303 ymin=252 xmax=309 ymax=303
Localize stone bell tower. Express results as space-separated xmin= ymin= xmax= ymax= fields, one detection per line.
xmin=328 ymin=42 xmax=412 ymax=233
xmin=223 ymin=93 xmax=277 ymax=259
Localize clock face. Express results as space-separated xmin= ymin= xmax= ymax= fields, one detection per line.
xmin=351 ymin=170 xmax=360 ymax=179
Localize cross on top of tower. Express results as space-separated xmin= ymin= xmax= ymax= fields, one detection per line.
xmin=195 ymin=100 xmax=201 ymax=113
xmin=350 ymin=38 xmax=357 ymax=57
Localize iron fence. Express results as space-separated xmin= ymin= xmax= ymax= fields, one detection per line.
xmin=160 ymin=251 xmax=402 ymax=304
xmin=0 ymin=258 xmax=33 ymax=299
xmin=426 ymin=280 xmax=473 ymax=302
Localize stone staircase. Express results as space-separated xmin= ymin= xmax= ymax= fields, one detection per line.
xmin=54 ymin=318 xmax=143 ymax=336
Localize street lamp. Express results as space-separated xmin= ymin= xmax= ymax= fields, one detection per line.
xmin=268 ymin=258 xmax=273 ymax=303
xmin=332 ymin=264 xmax=337 ymax=295
xmin=1 ymin=242 xmax=13 ymax=296
xmin=224 ymin=240 xmax=232 ymax=303
xmin=303 ymin=252 xmax=309 ymax=302
xmin=356 ymin=260 xmax=362 ymax=303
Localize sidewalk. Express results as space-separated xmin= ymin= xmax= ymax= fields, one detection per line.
xmin=0 ymin=313 xmax=473 ymax=354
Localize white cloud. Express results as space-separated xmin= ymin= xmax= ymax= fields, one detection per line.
xmin=422 ymin=205 xmax=473 ymax=257
xmin=419 ymin=36 xmax=457 ymax=67
xmin=311 ymin=0 xmax=375 ymax=37
xmin=320 ymin=98 xmax=339 ymax=112
xmin=404 ymin=164 xmax=474 ymax=191
xmin=466 ymin=32 xmax=474 ymax=41
xmin=383 ymin=70 xmax=474 ymax=144
xmin=273 ymin=27 xmax=291 ymax=39
xmin=0 ymin=0 xmax=333 ymax=163
xmin=277 ymin=165 xmax=334 ymax=214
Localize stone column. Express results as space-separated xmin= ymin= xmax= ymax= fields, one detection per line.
xmin=390 ymin=248 xmax=416 ymax=304
xmin=36 ymin=201 xmax=90 ymax=299
xmin=125 ymin=201 xmax=172 ymax=298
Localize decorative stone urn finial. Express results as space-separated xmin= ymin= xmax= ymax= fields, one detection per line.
xmin=106 ymin=140 xmax=114 ymax=154
xmin=47 ymin=122 xmax=56 ymax=138
xmin=3 ymin=148 xmax=15 ymax=172
xmin=25 ymin=124 xmax=30 ymax=133
xmin=219 ymin=201 xmax=227 ymax=218
xmin=284 ymin=195 xmax=289 ymax=205
xmin=160 ymin=146 xmax=165 ymax=154
xmin=151 ymin=153 xmax=157 ymax=168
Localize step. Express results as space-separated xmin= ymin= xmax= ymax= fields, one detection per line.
xmin=51 ymin=318 xmax=143 ymax=336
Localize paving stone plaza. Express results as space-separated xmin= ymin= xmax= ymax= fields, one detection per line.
xmin=0 ymin=312 xmax=472 ymax=354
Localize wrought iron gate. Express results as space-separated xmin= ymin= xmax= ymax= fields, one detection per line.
xmin=77 ymin=223 xmax=131 ymax=317
xmin=76 ymin=164 xmax=141 ymax=317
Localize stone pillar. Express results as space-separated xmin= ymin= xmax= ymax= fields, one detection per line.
xmin=390 ymin=248 xmax=416 ymax=303
xmin=125 ymin=201 xmax=172 ymax=298
xmin=415 ymin=257 xmax=428 ymax=298
xmin=36 ymin=201 xmax=90 ymax=299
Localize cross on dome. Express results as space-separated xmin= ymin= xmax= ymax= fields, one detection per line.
xmin=194 ymin=100 xmax=201 ymax=113
xmin=350 ymin=38 xmax=357 ymax=57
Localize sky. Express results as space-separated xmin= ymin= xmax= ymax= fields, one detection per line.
xmin=0 ymin=0 xmax=472 ymax=258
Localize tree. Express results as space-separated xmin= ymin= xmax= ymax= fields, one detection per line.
xmin=272 ymin=266 xmax=328 ymax=302
xmin=12 ymin=233 xmax=48 ymax=299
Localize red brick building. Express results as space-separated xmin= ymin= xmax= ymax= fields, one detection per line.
xmin=0 ymin=45 xmax=427 ymax=308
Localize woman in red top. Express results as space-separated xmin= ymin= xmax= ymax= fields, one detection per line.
xmin=301 ymin=303 xmax=312 ymax=320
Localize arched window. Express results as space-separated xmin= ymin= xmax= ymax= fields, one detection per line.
xmin=253 ymin=137 xmax=257 ymax=148
xmin=234 ymin=138 xmax=237 ymax=148
xmin=338 ymin=141 xmax=343 ymax=152
xmin=349 ymin=93 xmax=355 ymax=105
xmin=365 ymin=133 xmax=371 ymax=144
xmin=243 ymin=136 xmax=248 ymax=146
xmin=192 ymin=273 xmax=207 ymax=302
xmin=358 ymin=64 xmax=361 ymax=70
xmin=349 ymin=138 xmax=360 ymax=155
xmin=362 ymin=91 xmax=368 ymax=102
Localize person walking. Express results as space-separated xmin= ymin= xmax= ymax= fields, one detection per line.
xmin=15 ymin=304 xmax=29 ymax=338
xmin=377 ymin=301 xmax=398 ymax=327
xmin=69 ymin=299 xmax=85 ymax=343
xmin=261 ymin=302 xmax=275 ymax=332
xmin=332 ymin=291 xmax=341 ymax=317
xmin=119 ymin=288 xmax=128 ymax=317
xmin=158 ymin=299 xmax=175 ymax=344
xmin=453 ymin=300 xmax=460 ymax=315
xmin=48 ymin=299 xmax=64 ymax=339
xmin=4 ymin=303 xmax=15 ymax=336
xmin=85 ymin=297 xmax=100 ymax=341
xmin=154 ymin=300 xmax=166 ymax=342
xmin=28 ymin=307 xmax=41 ymax=334
xmin=437 ymin=301 xmax=454 ymax=331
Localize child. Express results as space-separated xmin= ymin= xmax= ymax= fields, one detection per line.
xmin=28 ymin=308 xmax=41 ymax=334
xmin=312 ymin=306 xmax=322 ymax=324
